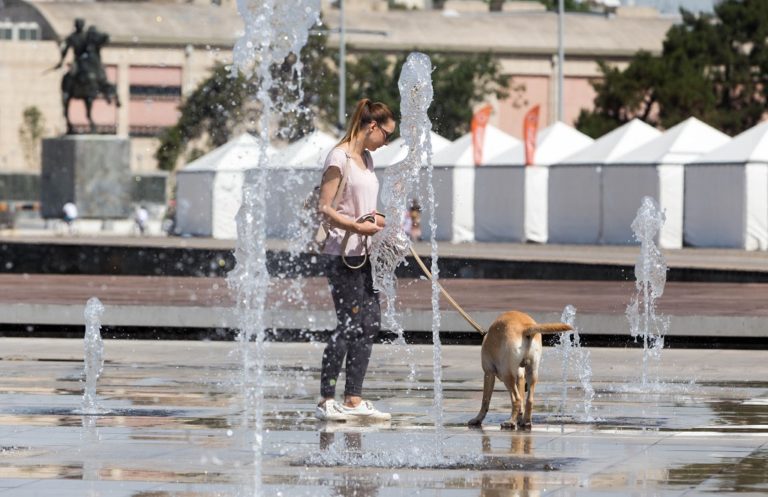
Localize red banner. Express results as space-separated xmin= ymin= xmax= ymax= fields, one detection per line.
xmin=471 ymin=104 xmax=493 ymax=166
xmin=523 ymin=105 xmax=540 ymax=166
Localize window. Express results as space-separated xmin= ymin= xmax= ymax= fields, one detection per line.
xmin=16 ymin=23 xmax=40 ymax=41
xmin=0 ymin=23 xmax=13 ymax=40
xmin=129 ymin=85 xmax=182 ymax=98
xmin=128 ymin=66 xmax=183 ymax=137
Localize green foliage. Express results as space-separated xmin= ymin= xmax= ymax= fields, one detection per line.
xmin=155 ymin=25 xmax=514 ymax=168
xmin=342 ymin=51 xmax=514 ymax=140
xmin=576 ymin=53 xmax=665 ymax=138
xmin=276 ymin=28 xmax=337 ymax=140
xmin=18 ymin=106 xmax=45 ymax=170
xmin=156 ymin=26 xmax=335 ymax=170
xmin=536 ymin=0 xmax=591 ymax=12
xmin=577 ymin=0 xmax=768 ymax=137
xmin=429 ymin=52 xmax=514 ymax=139
xmin=155 ymin=65 xmax=256 ymax=171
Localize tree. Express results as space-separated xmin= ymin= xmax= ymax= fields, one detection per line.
xmin=576 ymin=0 xmax=768 ymax=137
xmin=155 ymin=65 xmax=256 ymax=171
xmin=429 ymin=52 xmax=517 ymax=139
xmin=156 ymin=27 xmax=515 ymax=168
xmin=274 ymin=27 xmax=338 ymax=140
xmin=18 ymin=106 xmax=45 ymax=170
xmin=342 ymin=51 xmax=516 ymax=140
xmin=575 ymin=53 xmax=665 ymax=138
xmin=156 ymin=25 xmax=334 ymax=170
xmin=536 ymin=0 xmax=591 ymax=12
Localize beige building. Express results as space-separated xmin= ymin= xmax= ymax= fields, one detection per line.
xmin=0 ymin=0 xmax=674 ymax=175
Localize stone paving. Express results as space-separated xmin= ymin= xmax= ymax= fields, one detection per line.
xmin=0 ymin=338 xmax=765 ymax=496
xmin=3 ymin=234 xmax=768 ymax=273
xmin=2 ymin=273 xmax=767 ymax=338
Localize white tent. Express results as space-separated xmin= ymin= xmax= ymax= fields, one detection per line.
xmin=266 ymin=130 xmax=338 ymax=239
xmin=175 ymin=133 xmax=276 ymax=239
xmin=371 ymin=131 xmax=452 ymax=167
xmin=602 ymin=117 xmax=730 ymax=248
xmin=684 ymin=121 xmax=768 ymax=250
xmin=371 ymin=131 xmax=452 ymax=215
xmin=427 ymin=125 xmax=519 ymax=242
xmin=274 ymin=129 xmax=338 ymax=168
xmin=478 ymin=122 xmax=593 ymax=242
xmin=548 ymin=119 xmax=661 ymax=244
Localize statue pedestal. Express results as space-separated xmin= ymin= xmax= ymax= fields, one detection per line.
xmin=41 ymin=135 xmax=131 ymax=219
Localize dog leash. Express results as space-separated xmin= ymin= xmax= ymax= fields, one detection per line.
xmin=340 ymin=216 xmax=487 ymax=336
xmin=408 ymin=245 xmax=487 ymax=336
xmin=339 ymin=213 xmax=378 ymax=269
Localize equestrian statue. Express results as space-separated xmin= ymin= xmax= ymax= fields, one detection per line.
xmin=54 ymin=18 xmax=121 ymax=134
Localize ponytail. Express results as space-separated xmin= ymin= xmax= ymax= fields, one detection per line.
xmin=338 ymin=98 xmax=395 ymax=146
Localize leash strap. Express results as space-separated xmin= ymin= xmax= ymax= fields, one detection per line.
xmin=340 ymin=213 xmax=374 ymax=269
xmin=338 ymin=213 xmax=487 ymax=335
xmin=408 ymin=245 xmax=487 ymax=336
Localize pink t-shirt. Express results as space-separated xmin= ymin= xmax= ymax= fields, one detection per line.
xmin=322 ymin=147 xmax=379 ymax=257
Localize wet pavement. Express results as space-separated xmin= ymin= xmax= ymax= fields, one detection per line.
xmin=0 ymin=338 xmax=765 ymax=496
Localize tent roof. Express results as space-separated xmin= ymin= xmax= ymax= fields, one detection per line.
xmin=612 ymin=117 xmax=730 ymax=164
xmin=273 ymin=130 xmax=338 ymax=168
xmin=371 ymin=131 xmax=452 ymax=167
xmin=432 ymin=125 xmax=519 ymax=167
xmin=692 ymin=120 xmax=768 ymax=164
xmin=487 ymin=121 xmax=593 ymax=166
xmin=560 ymin=119 xmax=660 ymax=164
xmin=181 ymin=133 xmax=276 ymax=173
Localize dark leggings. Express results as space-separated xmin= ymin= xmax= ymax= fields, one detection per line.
xmin=320 ymin=256 xmax=381 ymax=398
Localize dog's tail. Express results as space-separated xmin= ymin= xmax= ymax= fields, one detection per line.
xmin=523 ymin=323 xmax=573 ymax=337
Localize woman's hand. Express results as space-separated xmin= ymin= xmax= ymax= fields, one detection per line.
xmin=354 ymin=217 xmax=382 ymax=236
xmin=375 ymin=212 xmax=386 ymax=228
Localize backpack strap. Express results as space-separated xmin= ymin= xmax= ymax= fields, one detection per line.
xmin=329 ymin=151 xmax=350 ymax=210
xmin=331 ymin=150 xmax=372 ymax=270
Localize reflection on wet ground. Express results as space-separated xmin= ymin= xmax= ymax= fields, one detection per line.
xmin=0 ymin=339 xmax=765 ymax=496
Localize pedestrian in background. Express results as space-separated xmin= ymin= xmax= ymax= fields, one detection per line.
xmin=134 ymin=205 xmax=149 ymax=236
xmin=62 ymin=201 xmax=78 ymax=235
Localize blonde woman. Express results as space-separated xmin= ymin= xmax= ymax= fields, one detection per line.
xmin=315 ymin=99 xmax=396 ymax=422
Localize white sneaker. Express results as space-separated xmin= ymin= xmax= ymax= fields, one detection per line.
xmin=339 ymin=400 xmax=391 ymax=421
xmin=315 ymin=399 xmax=349 ymax=422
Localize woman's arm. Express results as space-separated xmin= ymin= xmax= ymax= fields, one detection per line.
xmin=317 ymin=166 xmax=381 ymax=236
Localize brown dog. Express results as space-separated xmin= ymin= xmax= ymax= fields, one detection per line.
xmin=468 ymin=311 xmax=572 ymax=430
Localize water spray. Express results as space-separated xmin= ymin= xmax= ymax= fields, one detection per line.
xmin=82 ymin=297 xmax=105 ymax=415
xmin=626 ymin=196 xmax=669 ymax=386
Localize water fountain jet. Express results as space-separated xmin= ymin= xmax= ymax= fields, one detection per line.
xmin=81 ymin=297 xmax=105 ymax=415
xmin=370 ymin=52 xmax=438 ymax=427
xmin=626 ymin=196 xmax=669 ymax=387
xmin=556 ymin=305 xmax=596 ymax=423
xmin=229 ymin=1 xmax=320 ymax=493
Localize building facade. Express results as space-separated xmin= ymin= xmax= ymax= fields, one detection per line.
xmin=0 ymin=0 xmax=674 ymax=174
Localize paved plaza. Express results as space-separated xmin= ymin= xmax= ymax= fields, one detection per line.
xmin=1 ymin=272 xmax=767 ymax=339
xmin=0 ymin=338 xmax=765 ymax=496
xmin=1 ymin=235 xmax=768 ymax=340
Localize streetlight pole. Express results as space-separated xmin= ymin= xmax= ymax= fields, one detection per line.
xmin=557 ymin=0 xmax=564 ymax=122
xmin=338 ymin=0 xmax=346 ymax=129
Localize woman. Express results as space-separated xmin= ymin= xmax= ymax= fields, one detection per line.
xmin=315 ymin=99 xmax=396 ymax=422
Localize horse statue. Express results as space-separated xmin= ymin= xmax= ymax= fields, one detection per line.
xmin=56 ymin=20 xmax=121 ymax=134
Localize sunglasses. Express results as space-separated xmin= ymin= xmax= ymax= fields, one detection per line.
xmin=377 ymin=123 xmax=393 ymax=144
